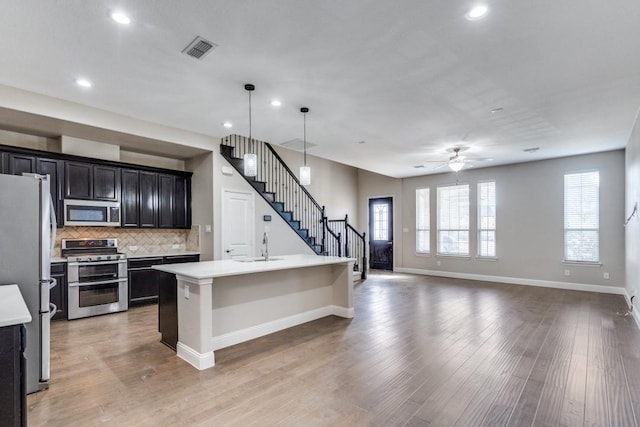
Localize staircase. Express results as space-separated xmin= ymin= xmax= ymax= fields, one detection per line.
xmin=220 ymin=135 xmax=367 ymax=279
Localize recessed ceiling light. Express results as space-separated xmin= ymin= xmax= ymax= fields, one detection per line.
xmin=466 ymin=4 xmax=489 ymax=20
xmin=357 ymin=140 xmax=366 ymax=144
xmin=109 ymin=11 xmax=131 ymax=25
xmin=523 ymin=147 xmax=540 ymax=153
xmin=414 ymin=165 xmax=425 ymax=168
xmin=75 ymin=78 xmax=92 ymax=88
xmin=491 ymin=107 xmax=504 ymax=114
xmin=223 ymin=122 xmax=233 ymax=128
xmin=270 ymin=99 xmax=282 ymax=107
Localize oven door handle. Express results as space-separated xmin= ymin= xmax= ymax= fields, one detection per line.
xmin=68 ymin=278 xmax=128 ymax=287
xmin=68 ymin=259 xmax=126 ymax=267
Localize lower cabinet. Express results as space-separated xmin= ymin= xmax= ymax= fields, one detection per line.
xmin=128 ymin=254 xmax=200 ymax=307
xmin=50 ymin=263 xmax=67 ymax=321
xmin=0 ymin=324 xmax=26 ymax=427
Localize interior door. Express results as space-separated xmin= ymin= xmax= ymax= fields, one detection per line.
xmin=222 ymin=190 xmax=254 ymax=259
xmin=369 ymin=197 xmax=393 ymax=270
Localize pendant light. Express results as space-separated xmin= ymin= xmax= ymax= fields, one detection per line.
xmin=448 ymin=148 xmax=465 ymax=172
xmin=299 ymin=107 xmax=311 ymax=186
xmin=243 ymin=83 xmax=257 ymax=177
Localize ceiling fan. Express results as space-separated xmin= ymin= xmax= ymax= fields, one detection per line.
xmin=417 ymin=146 xmax=492 ymax=172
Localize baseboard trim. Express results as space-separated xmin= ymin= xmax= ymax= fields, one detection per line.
xmin=395 ymin=267 xmax=626 ymax=296
xmin=176 ymin=342 xmax=215 ymax=370
xmin=211 ymin=305 xmax=352 ymax=351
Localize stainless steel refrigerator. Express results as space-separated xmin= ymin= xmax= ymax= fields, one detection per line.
xmin=0 ymin=173 xmax=56 ymax=394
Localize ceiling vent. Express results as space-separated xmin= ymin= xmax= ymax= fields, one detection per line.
xmin=280 ymin=138 xmax=317 ymax=151
xmin=182 ymin=36 xmax=217 ymax=60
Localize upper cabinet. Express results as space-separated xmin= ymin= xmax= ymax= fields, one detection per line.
xmin=0 ymin=144 xmax=191 ymax=230
xmin=0 ymin=152 xmax=64 ymax=227
xmin=64 ymin=162 xmax=120 ymax=201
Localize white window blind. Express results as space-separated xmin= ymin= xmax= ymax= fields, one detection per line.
xmin=478 ymin=181 xmax=496 ymax=257
xmin=437 ymin=184 xmax=469 ymax=255
xmin=564 ymin=171 xmax=599 ymax=262
xmin=416 ymin=188 xmax=430 ymax=253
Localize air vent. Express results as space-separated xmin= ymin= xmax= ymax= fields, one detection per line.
xmin=182 ymin=36 xmax=217 ymax=60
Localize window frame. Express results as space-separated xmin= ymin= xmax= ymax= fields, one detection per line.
xmin=477 ymin=180 xmax=497 ymax=258
xmin=415 ymin=187 xmax=430 ymax=254
xmin=563 ymin=169 xmax=600 ymax=264
xmin=436 ymin=183 xmax=470 ymax=256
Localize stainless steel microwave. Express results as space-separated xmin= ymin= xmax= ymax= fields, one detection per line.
xmin=63 ymin=200 xmax=121 ymax=227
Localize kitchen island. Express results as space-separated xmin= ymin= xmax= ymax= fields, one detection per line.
xmin=153 ymin=254 xmax=356 ymax=369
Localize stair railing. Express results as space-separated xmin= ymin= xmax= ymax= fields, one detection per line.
xmin=221 ymin=135 xmax=341 ymax=255
xmin=327 ymin=214 xmax=367 ymax=279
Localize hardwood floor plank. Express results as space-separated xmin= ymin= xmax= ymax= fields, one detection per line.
xmin=26 ymin=271 xmax=640 ymax=427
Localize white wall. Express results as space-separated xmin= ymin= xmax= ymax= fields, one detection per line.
xmin=271 ymin=145 xmax=359 ymax=225
xmin=626 ymin=114 xmax=640 ymax=302
xmin=212 ymin=140 xmax=315 ymax=260
xmin=186 ymin=152 xmax=214 ymax=261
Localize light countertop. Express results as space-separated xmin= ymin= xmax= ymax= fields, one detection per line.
xmin=126 ymin=251 xmax=200 ymax=259
xmin=153 ymin=254 xmax=355 ymax=280
xmin=50 ymin=251 xmax=200 ymax=263
xmin=0 ymin=284 xmax=32 ymax=327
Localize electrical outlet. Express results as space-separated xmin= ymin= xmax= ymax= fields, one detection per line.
xmin=437 ymin=260 xmax=441 ymax=267
xmin=205 ymin=224 xmax=212 ymax=233
xmin=129 ymin=245 xmax=138 ymax=251
xmin=172 ymin=244 xmax=180 ymax=249
xmin=564 ymin=269 xmax=570 ymax=276
xmin=603 ymin=272 xmax=610 ymax=280
xmin=184 ymin=284 xmax=190 ymax=300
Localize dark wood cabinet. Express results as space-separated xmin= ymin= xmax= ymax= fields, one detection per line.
xmin=158 ymin=174 xmax=174 ymax=228
xmin=128 ymin=255 xmax=199 ymax=308
xmin=174 ymin=176 xmax=190 ymax=229
xmin=156 ymin=254 xmax=199 ymax=351
xmin=50 ymin=263 xmax=67 ymax=321
xmin=139 ymin=171 xmax=158 ymax=228
xmin=1 ymin=144 xmax=191 ymax=229
xmin=92 ymin=165 xmax=120 ymax=201
xmin=158 ymin=271 xmax=178 ymax=350
xmin=0 ymin=324 xmax=26 ymax=427
xmin=128 ymin=257 xmax=164 ymax=306
xmin=37 ymin=158 xmax=64 ymax=228
xmin=7 ymin=153 xmax=36 ymax=175
xmin=64 ymin=162 xmax=93 ymax=199
xmin=121 ymin=169 xmax=140 ymax=227
xmin=65 ymin=162 xmax=120 ymax=202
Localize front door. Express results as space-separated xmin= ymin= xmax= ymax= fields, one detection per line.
xmin=369 ymin=197 xmax=393 ymax=270
xmin=222 ymin=190 xmax=254 ymax=259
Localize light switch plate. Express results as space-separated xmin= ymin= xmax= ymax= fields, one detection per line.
xmin=205 ymin=224 xmax=212 ymax=233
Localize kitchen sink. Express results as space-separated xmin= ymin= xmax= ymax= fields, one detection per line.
xmin=234 ymin=257 xmax=283 ymax=263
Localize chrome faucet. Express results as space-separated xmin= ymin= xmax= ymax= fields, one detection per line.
xmin=262 ymin=231 xmax=269 ymax=261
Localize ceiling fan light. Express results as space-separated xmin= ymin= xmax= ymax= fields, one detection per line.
xmin=449 ymin=159 xmax=465 ymax=172
xmin=300 ymin=165 xmax=311 ymax=186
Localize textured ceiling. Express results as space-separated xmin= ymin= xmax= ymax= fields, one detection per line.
xmin=0 ymin=0 xmax=639 ymax=177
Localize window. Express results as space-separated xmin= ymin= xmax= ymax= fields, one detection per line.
xmin=373 ymin=202 xmax=389 ymax=240
xmin=478 ymin=181 xmax=496 ymax=257
xmin=564 ymin=171 xmax=599 ymax=262
xmin=416 ymin=188 xmax=430 ymax=253
xmin=437 ymin=184 xmax=469 ymax=255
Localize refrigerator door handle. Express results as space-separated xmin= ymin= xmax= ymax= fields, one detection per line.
xmin=49 ymin=196 xmax=57 ymax=256
xmin=40 ymin=312 xmax=50 ymax=381
xmin=49 ymin=303 xmax=57 ymax=319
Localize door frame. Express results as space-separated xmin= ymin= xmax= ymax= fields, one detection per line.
xmin=221 ymin=188 xmax=255 ymax=259
xmin=367 ymin=195 xmax=395 ymax=271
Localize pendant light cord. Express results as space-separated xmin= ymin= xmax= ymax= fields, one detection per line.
xmin=303 ymin=111 xmax=307 ymax=166
xmin=248 ymin=90 xmax=252 ymax=152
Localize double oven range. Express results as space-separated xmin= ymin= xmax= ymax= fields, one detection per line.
xmin=62 ymin=238 xmax=128 ymax=320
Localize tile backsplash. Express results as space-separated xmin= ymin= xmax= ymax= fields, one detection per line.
xmin=54 ymin=225 xmax=200 ymax=257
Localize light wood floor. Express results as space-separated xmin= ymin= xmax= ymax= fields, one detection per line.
xmin=28 ymin=271 xmax=640 ymax=426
